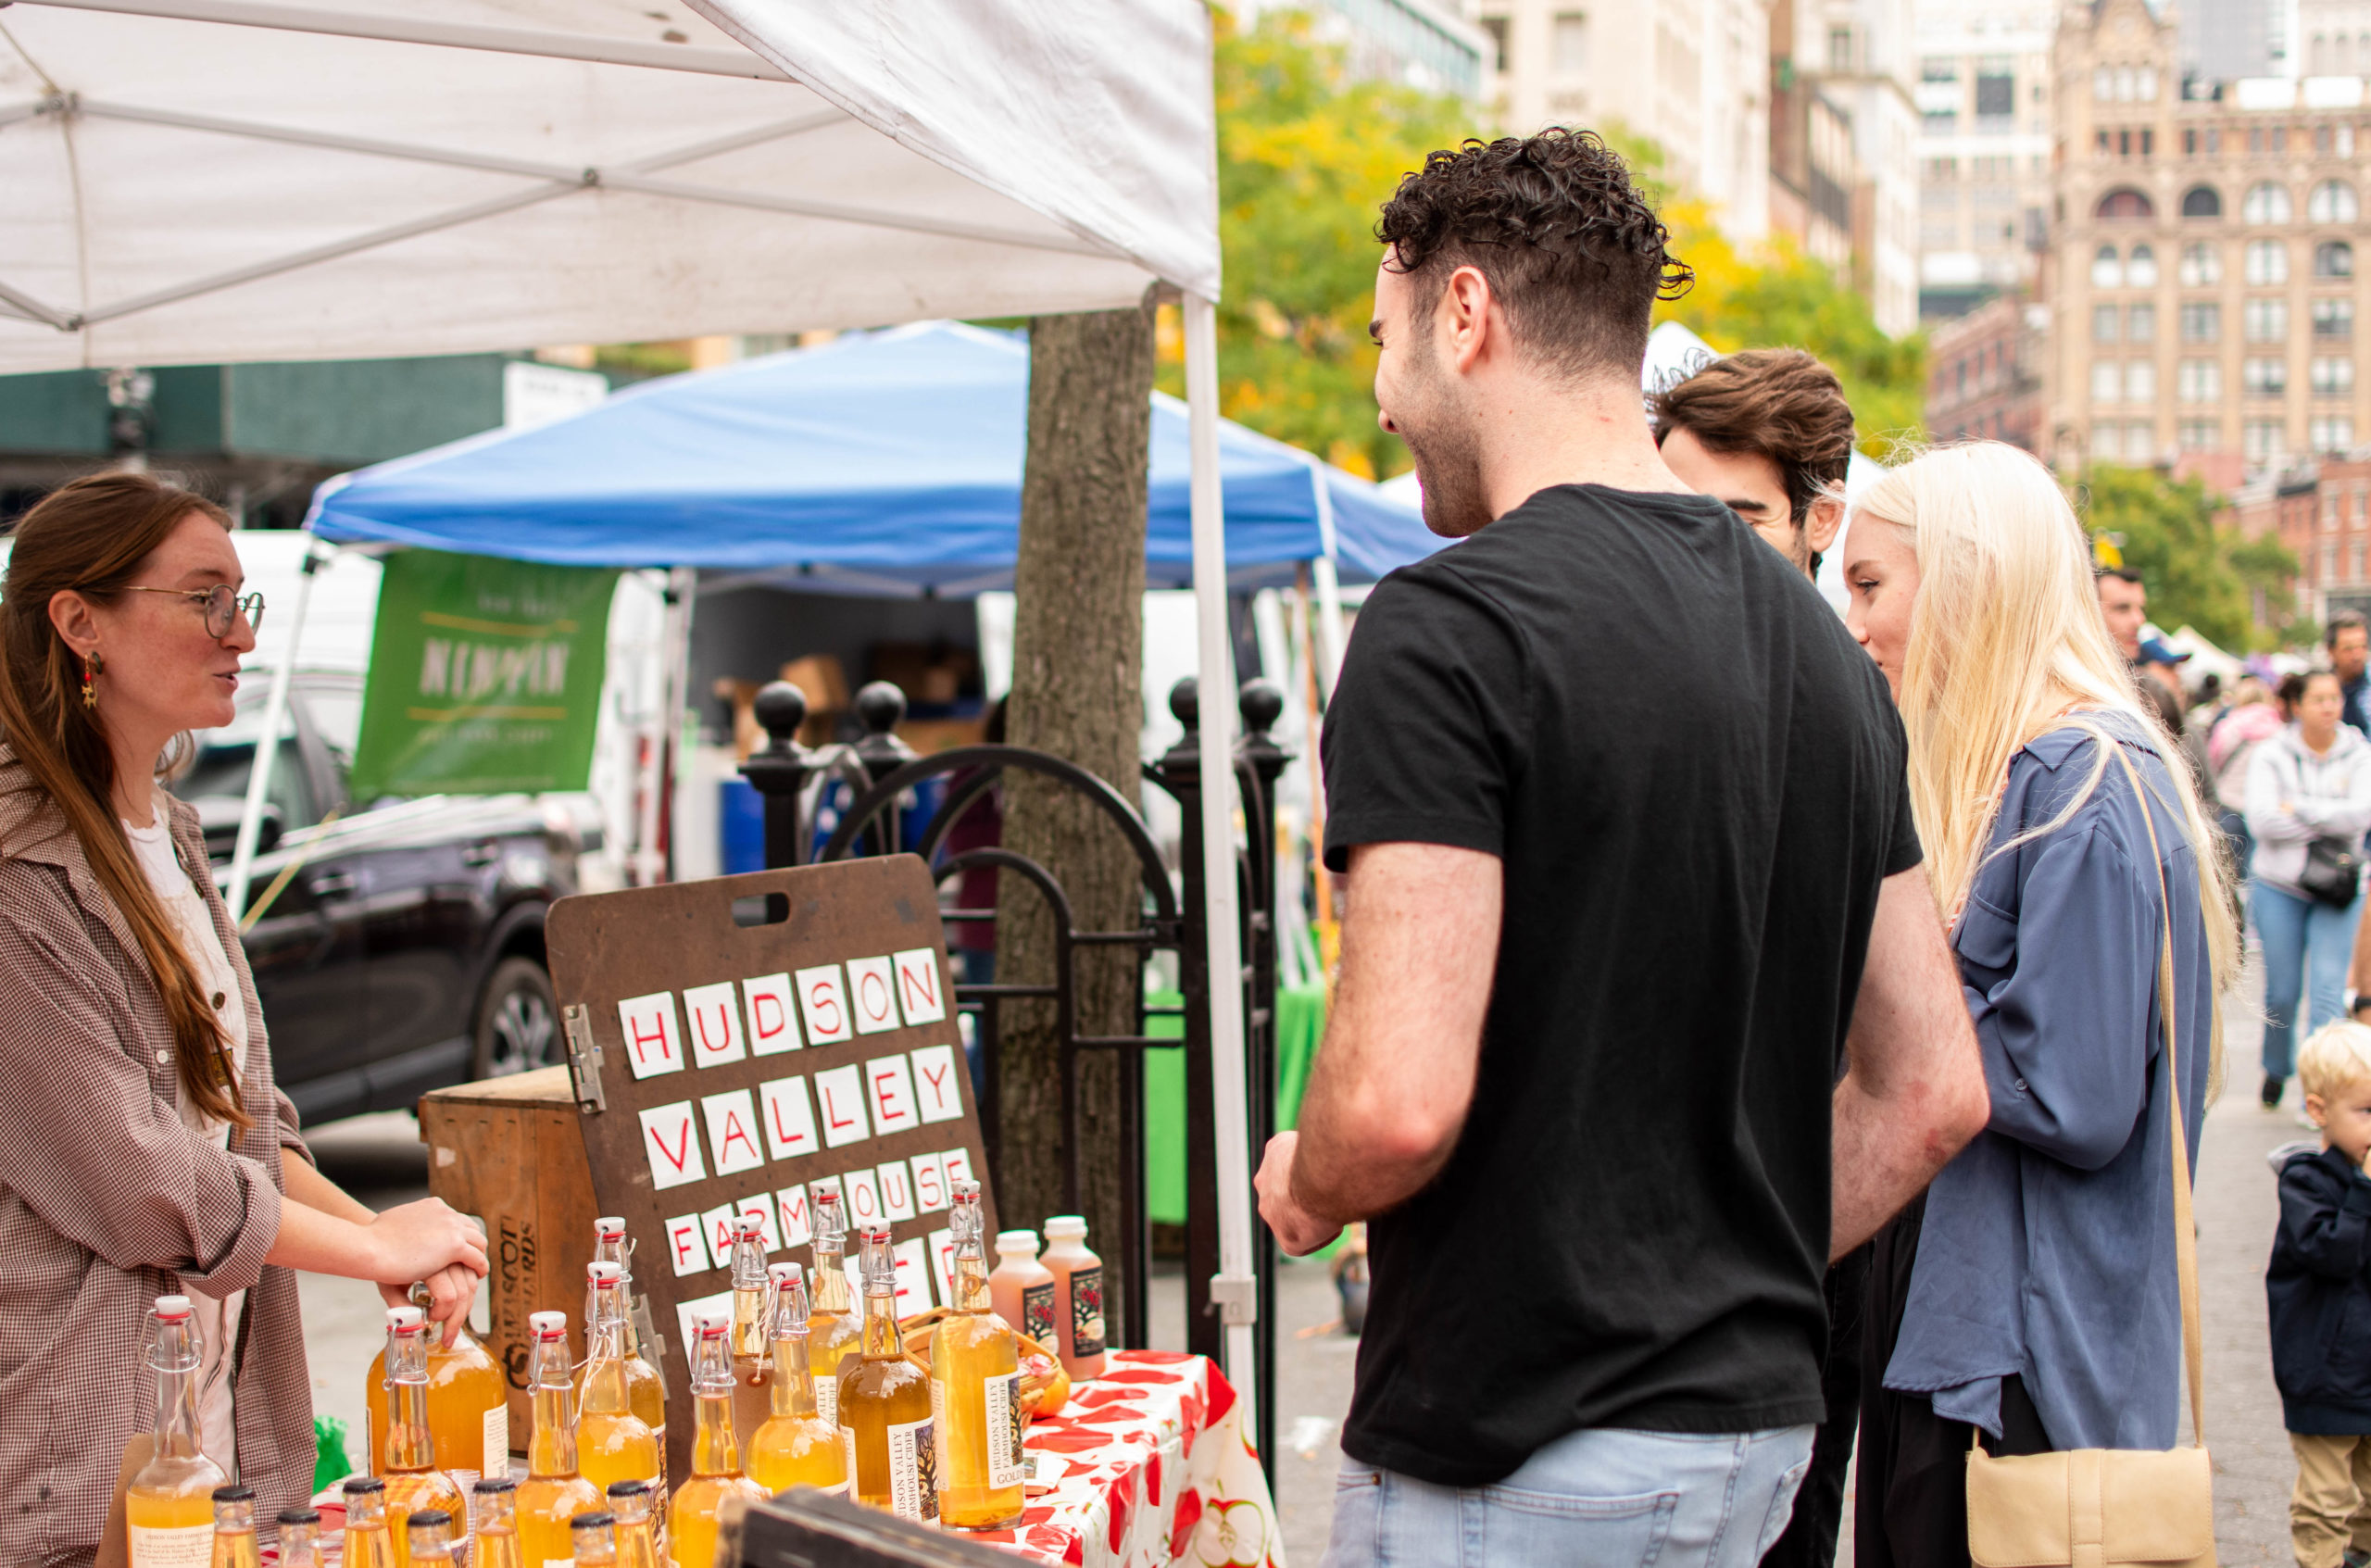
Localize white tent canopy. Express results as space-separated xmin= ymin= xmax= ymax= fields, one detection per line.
xmin=0 ymin=0 xmax=1260 ymax=1410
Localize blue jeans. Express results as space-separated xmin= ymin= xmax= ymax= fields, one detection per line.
xmin=1323 ymin=1424 xmax=1815 ymax=1568
xmin=2253 ymin=877 xmax=2365 ymax=1080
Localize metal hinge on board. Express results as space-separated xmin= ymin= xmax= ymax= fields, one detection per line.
xmin=563 ymin=1003 xmax=605 ymax=1113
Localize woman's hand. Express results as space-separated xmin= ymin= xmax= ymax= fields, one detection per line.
xmin=366 ymin=1198 xmax=487 ymax=1298
xmin=379 ymin=1264 xmax=482 ymax=1333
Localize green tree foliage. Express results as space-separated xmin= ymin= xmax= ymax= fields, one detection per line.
xmin=2078 ymin=465 xmax=2297 ymax=650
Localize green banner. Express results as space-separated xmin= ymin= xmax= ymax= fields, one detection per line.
xmin=350 ymin=548 xmax=620 ymax=797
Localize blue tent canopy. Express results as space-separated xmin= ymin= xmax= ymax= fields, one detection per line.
xmin=307 ymin=320 xmax=1442 ymax=596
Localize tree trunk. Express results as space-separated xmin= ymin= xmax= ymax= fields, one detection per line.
xmin=995 ymin=290 xmax=1157 ymax=1336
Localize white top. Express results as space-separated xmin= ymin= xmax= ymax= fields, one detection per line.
xmin=124 ymin=806 xmax=249 ymax=1474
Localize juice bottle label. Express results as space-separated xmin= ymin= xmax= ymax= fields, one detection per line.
xmin=985 ymin=1372 xmax=1025 ymax=1489
xmin=885 ymin=1414 xmax=938 ymax=1524
xmin=483 ymin=1402 xmax=510 ymax=1475
xmin=814 ymin=1374 xmax=838 ymax=1424
xmin=1020 ymin=1281 xmax=1056 ymax=1344
xmin=446 ymin=1468 xmax=481 ymax=1536
xmin=839 ymin=1425 xmax=859 ymax=1487
xmin=1068 ymin=1266 xmax=1105 ymax=1357
xmin=127 ymin=1523 xmax=214 ymax=1568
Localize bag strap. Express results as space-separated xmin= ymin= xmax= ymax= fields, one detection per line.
xmin=2108 ymin=741 xmax=2206 ymax=1449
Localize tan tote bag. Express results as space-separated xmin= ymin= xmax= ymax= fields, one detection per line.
xmin=1963 ymin=746 xmax=2215 ymax=1568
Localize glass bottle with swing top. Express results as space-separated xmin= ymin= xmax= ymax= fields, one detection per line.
xmin=516 ymin=1311 xmax=604 ymax=1566
xmin=668 ymin=1310 xmax=767 ymax=1567
xmin=932 ymin=1181 xmax=1025 ymax=1530
xmin=726 ymin=1214 xmax=773 ymax=1449
xmin=805 ymin=1189 xmax=860 ymax=1422
xmin=583 ymin=1218 xmax=668 ymax=1451
xmin=746 ymin=1261 xmax=848 ymax=1496
xmin=126 ymin=1295 xmax=227 ymax=1562
xmin=837 ymin=1225 xmax=937 ymax=1524
xmin=578 ymin=1262 xmax=664 ymax=1511
xmin=379 ymin=1306 xmax=469 ymax=1567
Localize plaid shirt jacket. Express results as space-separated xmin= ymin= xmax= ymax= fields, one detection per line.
xmin=0 ymin=750 xmax=314 ymax=1564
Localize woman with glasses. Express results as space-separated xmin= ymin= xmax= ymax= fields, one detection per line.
xmin=0 ymin=472 xmax=488 ymax=1559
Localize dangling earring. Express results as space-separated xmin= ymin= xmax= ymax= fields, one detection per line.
xmin=81 ymin=651 xmax=103 ymax=711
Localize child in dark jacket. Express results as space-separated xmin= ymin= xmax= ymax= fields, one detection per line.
xmin=2270 ymin=1019 xmax=2371 ymax=1568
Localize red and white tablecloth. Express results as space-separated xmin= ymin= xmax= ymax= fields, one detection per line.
xmin=975 ymin=1349 xmax=1283 ymax=1568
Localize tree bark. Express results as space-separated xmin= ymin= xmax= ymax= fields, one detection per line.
xmin=995 ymin=291 xmax=1157 ymax=1335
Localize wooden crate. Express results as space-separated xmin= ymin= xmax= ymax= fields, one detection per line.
xmin=420 ymin=1065 xmax=598 ymax=1447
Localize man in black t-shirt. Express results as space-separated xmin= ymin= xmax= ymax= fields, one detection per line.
xmin=1251 ymin=131 xmax=1988 ymax=1567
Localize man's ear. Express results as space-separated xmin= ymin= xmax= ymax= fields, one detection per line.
xmin=1806 ymin=495 xmax=1845 ymax=558
xmin=1440 ymin=265 xmax=1496 ymax=376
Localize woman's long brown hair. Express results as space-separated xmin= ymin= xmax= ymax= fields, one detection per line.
xmin=0 ymin=472 xmax=248 ymax=1127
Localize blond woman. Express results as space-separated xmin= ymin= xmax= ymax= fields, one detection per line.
xmin=1839 ymin=442 xmax=2239 ymax=1566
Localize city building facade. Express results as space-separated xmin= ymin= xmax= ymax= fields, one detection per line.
xmin=1247 ymin=0 xmax=1493 ymax=98
xmin=2050 ymin=0 xmax=2371 ymax=474
xmin=2219 ymin=457 xmax=2371 ymax=625
xmin=1778 ymin=0 xmax=1923 ymax=332
xmin=1913 ymin=0 xmax=2058 ymax=317
xmin=1925 ymin=293 xmax=2051 ymax=445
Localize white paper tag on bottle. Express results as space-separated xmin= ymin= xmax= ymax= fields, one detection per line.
xmin=483 ymin=1402 xmax=510 ymax=1475
xmin=985 ymin=1372 xmax=1024 ymax=1489
xmin=127 ymin=1523 xmax=215 ymax=1568
xmin=885 ymin=1413 xmax=938 ymax=1524
xmin=840 ymin=1424 xmax=859 ymax=1486
xmin=814 ymin=1373 xmax=838 ymax=1424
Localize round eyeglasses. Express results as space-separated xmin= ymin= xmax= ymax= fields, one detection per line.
xmin=120 ymin=583 xmax=266 ymax=639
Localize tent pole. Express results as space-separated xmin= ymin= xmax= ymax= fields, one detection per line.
xmin=1184 ymin=291 xmax=1258 ymax=1425
xmin=660 ymin=565 xmax=697 ymax=884
xmin=227 ymin=540 xmax=320 ymax=920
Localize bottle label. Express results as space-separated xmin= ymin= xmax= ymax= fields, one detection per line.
xmin=886 ymin=1413 xmax=939 ymax=1524
xmin=127 ymin=1524 xmax=214 ymax=1568
xmin=445 ymin=1468 xmax=481 ymax=1537
xmin=985 ymin=1372 xmax=1025 ymax=1489
xmin=1068 ymin=1266 xmax=1105 ymax=1357
xmin=1020 ymin=1281 xmax=1056 ymax=1344
xmin=814 ymin=1373 xmax=838 ymax=1424
xmin=841 ymin=1424 xmax=859 ymax=1485
xmin=483 ymin=1401 xmax=510 ymax=1476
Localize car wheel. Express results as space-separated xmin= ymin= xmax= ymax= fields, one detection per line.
xmin=472 ymin=956 xmax=558 ymax=1079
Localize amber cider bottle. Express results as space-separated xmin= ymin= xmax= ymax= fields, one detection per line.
xmin=342 ymin=1478 xmax=396 ymax=1568
xmin=127 ymin=1296 xmax=227 ymax=1563
xmin=726 ymin=1215 xmax=773 ymax=1449
xmin=275 ymin=1507 xmax=324 ymax=1568
xmin=517 ymin=1311 xmax=604 ymax=1565
xmin=669 ymin=1311 xmax=767 ymax=1567
xmin=746 ymin=1261 xmax=849 ymax=1496
xmin=606 ymin=1480 xmax=665 ymax=1568
xmin=379 ymin=1307 xmax=469 ymax=1567
xmin=470 ymin=1479 xmax=522 ymax=1568
xmin=207 ymin=1485 xmax=258 ymax=1568
xmin=583 ymin=1218 xmax=669 ymax=1451
xmin=838 ymin=1225 xmax=938 ymax=1524
xmin=933 ymin=1182 xmax=1025 ymax=1529
xmin=578 ymin=1261 xmax=664 ymax=1509
xmin=571 ymin=1511 xmax=619 ymax=1566
xmin=806 ymin=1190 xmax=860 ymax=1424
xmin=365 ymin=1286 xmax=507 ymax=1490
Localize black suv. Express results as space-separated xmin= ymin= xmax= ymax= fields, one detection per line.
xmin=173 ymin=672 xmax=594 ymax=1126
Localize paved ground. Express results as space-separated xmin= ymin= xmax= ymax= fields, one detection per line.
xmin=298 ymin=957 xmax=2302 ymax=1568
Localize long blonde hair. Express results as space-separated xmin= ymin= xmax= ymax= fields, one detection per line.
xmin=1856 ymin=442 xmax=2239 ymax=1092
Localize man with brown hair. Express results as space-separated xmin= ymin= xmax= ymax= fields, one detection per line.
xmin=1650 ymin=348 xmax=1854 ymax=578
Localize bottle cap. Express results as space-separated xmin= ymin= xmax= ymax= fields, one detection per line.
xmin=951 ymin=1179 xmax=981 ymax=1203
xmin=1045 ymin=1215 xmax=1087 ymax=1239
xmin=587 ymin=1261 xmax=623 ymax=1284
xmin=408 ymin=1510 xmax=453 ymax=1530
xmin=212 ymin=1484 xmax=254 ymax=1502
xmin=738 ymin=1212 xmax=766 ymax=1238
xmin=386 ymin=1305 xmax=424 ymax=1331
xmin=767 ymin=1261 xmax=805 ymax=1286
xmin=277 ymin=1508 xmax=322 ymax=1525
xmin=996 ymin=1229 xmax=1040 ymax=1253
xmin=605 ymin=1479 xmax=651 ymax=1498
xmin=343 ymin=1477 xmax=386 ymax=1495
xmin=471 ymin=1478 xmax=517 ymax=1495
xmin=696 ymin=1307 xmax=731 ymax=1336
xmin=596 ymin=1216 xmax=627 ymax=1240
xmin=571 ymin=1512 xmax=617 ymax=1529
xmin=529 ymin=1310 xmax=567 ymax=1336
xmin=153 ymin=1294 xmax=192 ymax=1320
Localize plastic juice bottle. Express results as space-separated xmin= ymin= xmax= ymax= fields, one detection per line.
xmin=578 ymin=1263 xmax=664 ymax=1508
xmin=275 ymin=1508 xmax=324 ymax=1568
xmin=584 ymin=1218 xmax=669 ymax=1452
xmin=1040 ymin=1216 xmax=1107 ymax=1381
xmin=342 ymin=1478 xmax=397 ymax=1568
xmin=670 ymin=1311 xmax=768 ymax=1567
xmin=746 ymin=1262 xmax=848 ymax=1496
xmin=571 ymin=1511 xmax=618 ymax=1567
xmin=726 ymin=1216 xmax=773 ymax=1451
xmin=403 ymin=1509 xmax=458 ymax=1566
xmin=933 ymin=1183 xmax=1025 ymax=1530
xmin=379 ymin=1307 xmax=470 ymax=1567
xmin=517 ymin=1311 xmax=604 ymax=1566
xmin=837 ymin=1226 xmax=937 ymax=1524
xmin=805 ymin=1190 xmax=860 ymax=1423
xmin=127 ymin=1294 xmax=228 ymax=1562
xmin=987 ymin=1230 xmax=1056 ymax=1346
xmin=605 ymin=1481 xmax=664 ymax=1568
xmin=366 ymin=1287 xmax=508 ymax=1489
xmin=470 ymin=1479 xmax=523 ymax=1568
xmin=208 ymin=1485 xmax=259 ymax=1568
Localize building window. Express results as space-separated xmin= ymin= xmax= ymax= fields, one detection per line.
xmin=2315 ymin=415 xmax=2356 ymax=454
xmin=2247 ymin=356 xmax=2289 ymax=395
xmin=2129 ymin=421 xmax=2158 ymax=456
xmin=2245 ymin=181 xmax=2296 ymax=223
xmin=2181 ymin=184 xmax=2222 ymax=218
xmin=2312 ymin=179 xmax=2363 ymax=223
xmin=2248 ymin=420 xmax=2287 ymax=461
xmin=2181 ymin=302 xmax=2222 ymax=342
xmin=2247 ymin=297 xmax=2290 ymax=343
xmin=1479 ymin=14 xmax=1509 ymax=71
xmin=2327 ymin=542 xmax=2340 ymax=581
xmin=2185 ymin=128 xmax=2199 ymax=157
xmin=2128 ymin=245 xmax=2159 ymax=285
xmin=2120 ymin=129 xmax=2133 ymax=157
xmin=2314 ymin=356 xmax=2357 ymax=395
xmin=2094 ymin=360 xmax=2123 ymax=402
xmin=1922 ymin=56 xmax=1958 ymax=82
xmin=2342 ymin=125 xmax=2357 ymax=157
xmin=2130 ymin=303 xmax=2157 ymax=343
xmin=2247 ymin=240 xmax=2290 ymax=284
xmin=2180 ymin=358 xmax=2223 ymax=401
xmin=2179 ymin=243 xmax=2222 ymax=286
xmin=2093 ymin=245 xmax=2123 ymax=288
xmin=1828 ymin=25 xmax=1852 ymax=72
xmin=2319 ymin=241 xmax=2356 ymax=279
xmin=1976 ymin=60 xmax=2013 ymax=118
xmin=2094 ymin=423 xmax=2123 ymax=461
xmin=2127 ymin=360 xmax=2158 ymax=403
xmin=2142 ymin=128 xmax=2154 ymax=157
xmin=2095 ymin=66 xmax=2114 ymax=101
xmin=2094 ymin=304 xmax=2122 ymax=344
xmin=2179 ymin=420 xmax=2220 ymax=450
xmin=1553 ymin=12 xmax=1589 ymax=74
xmin=2318 ymin=298 xmax=2357 ymax=340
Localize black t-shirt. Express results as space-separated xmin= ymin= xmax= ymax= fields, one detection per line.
xmin=1322 ymin=483 xmax=1919 ymax=1486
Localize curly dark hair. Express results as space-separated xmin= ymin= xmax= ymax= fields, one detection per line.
xmin=1649 ymin=349 xmax=1855 ymax=527
xmin=1376 ymin=129 xmax=1692 ymax=380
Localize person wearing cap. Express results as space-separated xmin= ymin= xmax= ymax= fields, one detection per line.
xmin=0 ymin=475 xmax=488 ymax=1562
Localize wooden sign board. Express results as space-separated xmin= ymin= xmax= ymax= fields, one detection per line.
xmin=546 ymin=856 xmax=993 ymax=1481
